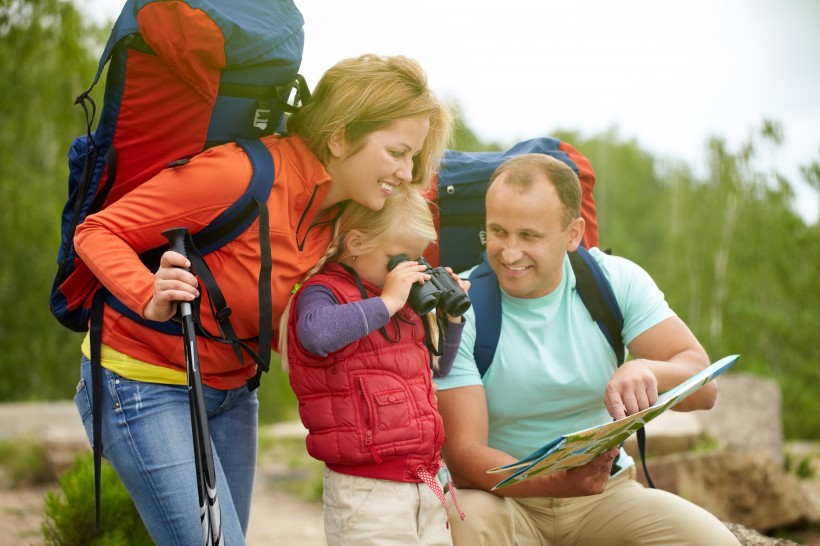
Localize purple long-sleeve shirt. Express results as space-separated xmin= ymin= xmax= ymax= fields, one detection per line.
xmin=295 ymin=284 xmax=465 ymax=378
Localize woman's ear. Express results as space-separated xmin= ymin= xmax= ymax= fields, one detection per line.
xmin=328 ymin=127 xmax=347 ymax=159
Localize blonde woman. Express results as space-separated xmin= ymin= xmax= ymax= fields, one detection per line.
xmin=281 ymin=185 xmax=468 ymax=545
xmin=72 ymin=54 xmax=451 ymax=545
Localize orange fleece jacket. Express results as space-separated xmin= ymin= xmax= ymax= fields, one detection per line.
xmin=74 ymin=135 xmax=334 ymax=389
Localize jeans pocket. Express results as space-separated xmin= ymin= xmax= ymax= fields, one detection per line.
xmin=74 ymin=376 xmax=94 ymax=446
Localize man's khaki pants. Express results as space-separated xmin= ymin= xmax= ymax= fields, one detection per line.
xmin=447 ymin=467 xmax=740 ymax=546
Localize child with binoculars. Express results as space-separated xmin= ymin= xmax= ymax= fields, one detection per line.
xmin=278 ymin=184 xmax=468 ymax=545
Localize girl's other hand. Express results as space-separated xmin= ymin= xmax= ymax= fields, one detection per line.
xmin=443 ymin=267 xmax=470 ymax=323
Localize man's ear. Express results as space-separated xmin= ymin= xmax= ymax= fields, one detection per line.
xmin=566 ymin=217 xmax=586 ymax=252
xmin=328 ymin=127 xmax=347 ymax=159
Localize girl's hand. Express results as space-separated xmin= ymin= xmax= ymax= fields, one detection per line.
xmin=443 ymin=267 xmax=470 ymax=323
xmin=143 ymin=250 xmax=200 ymax=322
xmin=380 ymin=260 xmax=429 ymax=316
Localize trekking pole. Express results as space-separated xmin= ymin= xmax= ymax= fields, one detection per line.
xmin=162 ymin=227 xmax=224 ymax=546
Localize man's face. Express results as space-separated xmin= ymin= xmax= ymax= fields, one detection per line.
xmin=485 ymin=173 xmax=582 ymax=299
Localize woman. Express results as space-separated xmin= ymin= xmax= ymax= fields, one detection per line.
xmin=72 ymin=54 xmax=451 ymax=545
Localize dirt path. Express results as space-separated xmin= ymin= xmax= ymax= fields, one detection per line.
xmin=0 ymin=401 xmax=326 ymax=545
xmin=0 ymin=481 xmax=326 ymax=546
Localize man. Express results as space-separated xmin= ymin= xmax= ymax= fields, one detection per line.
xmin=435 ymin=154 xmax=739 ymax=545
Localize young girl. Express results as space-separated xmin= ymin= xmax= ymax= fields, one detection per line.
xmin=280 ymin=185 xmax=467 ymax=545
xmin=72 ymin=54 xmax=451 ymax=545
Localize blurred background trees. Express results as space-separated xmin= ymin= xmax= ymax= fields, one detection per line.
xmin=1 ymin=0 xmax=817 ymax=439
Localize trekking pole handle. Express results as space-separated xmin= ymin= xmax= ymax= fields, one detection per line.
xmin=161 ymin=227 xmax=193 ymax=317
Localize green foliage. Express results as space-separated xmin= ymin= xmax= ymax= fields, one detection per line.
xmin=0 ymin=439 xmax=50 ymax=487
xmin=559 ymin=123 xmax=820 ymax=440
xmin=257 ymin=352 xmax=300 ymax=424
xmin=0 ymin=0 xmax=103 ymax=401
xmin=784 ymin=451 xmax=817 ymax=480
xmin=41 ymin=452 xmax=152 ymax=546
xmin=259 ymin=435 xmax=324 ymax=503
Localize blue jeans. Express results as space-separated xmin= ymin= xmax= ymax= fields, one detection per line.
xmin=75 ymin=357 xmax=258 ymax=545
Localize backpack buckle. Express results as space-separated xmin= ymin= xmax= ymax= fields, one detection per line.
xmin=215 ymin=306 xmax=233 ymax=322
xmin=253 ymin=103 xmax=270 ymax=131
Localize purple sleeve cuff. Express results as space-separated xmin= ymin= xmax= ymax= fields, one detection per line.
xmin=435 ymin=318 xmax=466 ymax=378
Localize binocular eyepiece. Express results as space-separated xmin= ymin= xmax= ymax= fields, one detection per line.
xmin=386 ymin=254 xmax=472 ymax=317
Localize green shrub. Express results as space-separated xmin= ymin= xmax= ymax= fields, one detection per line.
xmin=41 ymin=452 xmax=151 ymax=546
xmin=0 ymin=439 xmax=51 ymax=487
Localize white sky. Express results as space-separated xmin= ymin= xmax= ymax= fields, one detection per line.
xmin=88 ymin=0 xmax=820 ymax=223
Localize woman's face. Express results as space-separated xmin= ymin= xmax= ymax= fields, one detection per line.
xmin=325 ymin=117 xmax=430 ymax=211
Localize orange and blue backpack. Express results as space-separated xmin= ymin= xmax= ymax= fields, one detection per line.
xmin=49 ymin=0 xmax=307 ymax=526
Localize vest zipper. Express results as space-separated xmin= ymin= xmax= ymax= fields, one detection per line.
xmin=357 ymin=377 xmax=382 ymax=463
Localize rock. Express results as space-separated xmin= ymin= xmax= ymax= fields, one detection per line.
xmin=636 ymin=450 xmax=812 ymax=532
xmin=696 ymin=373 xmax=783 ymax=464
xmin=724 ymin=522 xmax=801 ymax=546
xmin=624 ymin=409 xmax=706 ymax=459
xmin=42 ymin=425 xmax=90 ymax=480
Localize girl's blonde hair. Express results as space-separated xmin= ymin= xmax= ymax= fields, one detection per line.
xmin=287 ymin=54 xmax=451 ymax=191
xmin=279 ymin=185 xmax=440 ymax=371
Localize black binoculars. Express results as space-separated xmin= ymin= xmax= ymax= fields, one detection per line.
xmin=386 ymin=254 xmax=472 ymax=317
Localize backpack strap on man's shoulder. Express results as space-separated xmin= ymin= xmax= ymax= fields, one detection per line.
xmin=568 ymin=246 xmax=625 ymax=365
xmin=570 ymin=247 xmax=657 ymax=486
xmin=467 ymin=256 xmax=501 ymax=378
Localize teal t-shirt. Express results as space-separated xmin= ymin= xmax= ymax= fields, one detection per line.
xmin=435 ymin=248 xmax=675 ymax=465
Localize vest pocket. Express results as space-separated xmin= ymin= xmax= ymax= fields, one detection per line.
xmin=373 ymin=389 xmax=410 ymax=430
xmin=355 ymin=376 xmax=419 ymax=452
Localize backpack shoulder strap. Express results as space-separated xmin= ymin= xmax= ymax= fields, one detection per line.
xmin=106 ymin=138 xmax=275 ymax=367
xmin=468 ymin=256 xmax=502 ymax=378
xmin=568 ymin=246 xmax=625 ymax=365
xmin=192 ymin=138 xmax=274 ymax=252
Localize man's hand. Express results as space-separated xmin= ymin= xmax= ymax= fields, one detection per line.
xmin=547 ymin=447 xmax=619 ymax=497
xmin=604 ymin=360 xmax=658 ymax=419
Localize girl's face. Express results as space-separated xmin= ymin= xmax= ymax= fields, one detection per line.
xmin=325 ymin=117 xmax=430 ymax=211
xmin=350 ymin=236 xmax=429 ymax=289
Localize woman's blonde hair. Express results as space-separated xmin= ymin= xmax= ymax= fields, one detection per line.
xmin=287 ymin=54 xmax=451 ymax=191
xmin=279 ymin=185 xmax=441 ymax=371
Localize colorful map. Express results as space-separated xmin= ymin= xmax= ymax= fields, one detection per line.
xmin=488 ymin=355 xmax=739 ymax=490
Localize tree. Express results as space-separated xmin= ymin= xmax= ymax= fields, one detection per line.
xmin=0 ymin=0 xmax=104 ymax=400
